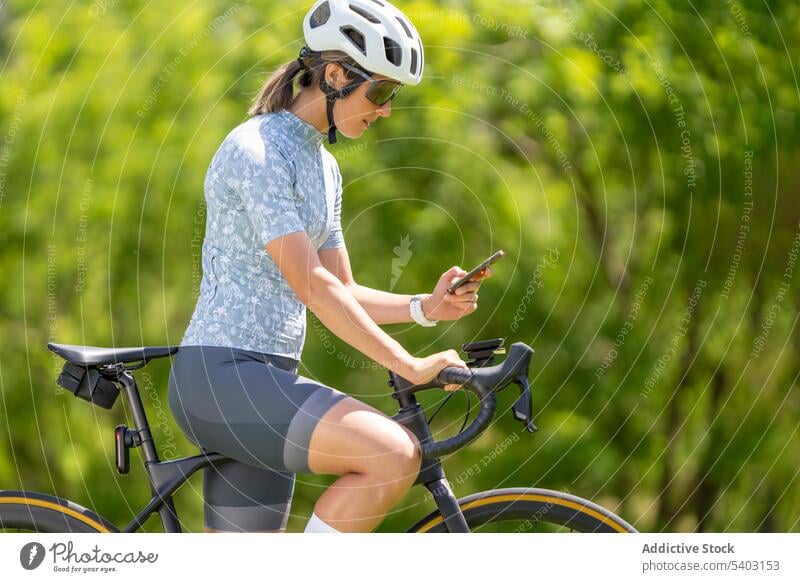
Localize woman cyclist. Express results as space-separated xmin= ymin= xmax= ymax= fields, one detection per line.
xmin=168 ymin=0 xmax=491 ymax=533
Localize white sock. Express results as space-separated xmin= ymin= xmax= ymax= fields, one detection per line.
xmin=304 ymin=511 xmax=342 ymax=533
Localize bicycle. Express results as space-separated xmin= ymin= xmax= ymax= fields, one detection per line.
xmin=0 ymin=337 xmax=637 ymax=533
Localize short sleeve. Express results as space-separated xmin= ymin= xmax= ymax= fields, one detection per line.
xmin=235 ymin=142 xmax=306 ymax=247
xmin=320 ymin=162 xmax=345 ymax=250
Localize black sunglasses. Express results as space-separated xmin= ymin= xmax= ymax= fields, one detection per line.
xmin=337 ymin=62 xmax=402 ymax=106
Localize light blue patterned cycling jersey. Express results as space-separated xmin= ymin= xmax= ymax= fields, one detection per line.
xmin=180 ymin=109 xmax=345 ymax=359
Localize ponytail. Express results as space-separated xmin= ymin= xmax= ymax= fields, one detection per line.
xmin=248 ymin=59 xmax=307 ymax=116
xmin=248 ymin=50 xmax=360 ymax=116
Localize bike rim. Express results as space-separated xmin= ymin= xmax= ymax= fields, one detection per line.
xmin=0 ymin=495 xmax=115 ymax=533
xmin=412 ymin=490 xmax=636 ymax=533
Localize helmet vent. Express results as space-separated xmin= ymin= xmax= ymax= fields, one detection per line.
xmin=309 ymin=1 xmax=331 ymax=28
xmin=369 ymin=0 xmax=385 ymax=6
xmin=349 ymin=4 xmax=380 ymax=24
xmin=396 ymin=16 xmax=413 ymax=39
xmin=409 ymin=47 xmax=418 ymax=76
xmin=340 ymin=25 xmax=367 ymax=55
xmin=383 ymin=36 xmax=402 ymax=66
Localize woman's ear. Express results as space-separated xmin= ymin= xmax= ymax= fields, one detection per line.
xmin=324 ymin=62 xmax=347 ymax=90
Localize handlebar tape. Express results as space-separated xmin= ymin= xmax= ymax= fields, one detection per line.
xmin=419 ymin=367 xmax=497 ymax=459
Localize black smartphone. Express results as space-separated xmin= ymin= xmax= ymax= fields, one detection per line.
xmin=447 ymin=250 xmax=505 ymax=294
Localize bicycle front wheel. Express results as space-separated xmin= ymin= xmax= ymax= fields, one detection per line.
xmin=0 ymin=490 xmax=117 ymax=533
xmin=409 ymin=487 xmax=637 ymax=533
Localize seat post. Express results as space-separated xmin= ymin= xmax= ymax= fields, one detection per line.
xmin=115 ymin=367 xmax=182 ymax=532
xmin=116 ymin=368 xmax=160 ymax=465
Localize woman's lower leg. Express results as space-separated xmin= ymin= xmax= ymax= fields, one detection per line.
xmin=309 ymin=471 xmax=412 ymax=532
xmin=304 ymin=398 xmax=423 ymax=532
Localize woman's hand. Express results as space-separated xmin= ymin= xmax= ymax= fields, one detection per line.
xmin=401 ymin=350 xmax=470 ymax=391
xmin=422 ymin=265 xmax=494 ymax=322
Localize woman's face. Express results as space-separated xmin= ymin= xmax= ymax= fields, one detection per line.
xmin=329 ymin=66 xmax=395 ymax=139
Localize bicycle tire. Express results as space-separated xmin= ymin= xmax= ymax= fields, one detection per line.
xmin=408 ymin=487 xmax=637 ymax=533
xmin=0 ymin=490 xmax=117 ymax=533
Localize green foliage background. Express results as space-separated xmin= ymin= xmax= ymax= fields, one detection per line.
xmin=1 ymin=0 xmax=798 ymax=532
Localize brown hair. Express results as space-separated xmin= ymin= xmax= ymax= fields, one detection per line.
xmin=248 ymin=50 xmax=360 ymax=116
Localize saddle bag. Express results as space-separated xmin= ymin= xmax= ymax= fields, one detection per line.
xmin=56 ymin=362 xmax=121 ymax=409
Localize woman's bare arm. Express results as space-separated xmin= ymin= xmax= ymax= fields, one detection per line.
xmin=318 ymin=246 xmax=484 ymax=324
xmin=267 ymin=232 xmax=421 ymax=376
xmin=317 ymin=246 xmax=414 ymax=324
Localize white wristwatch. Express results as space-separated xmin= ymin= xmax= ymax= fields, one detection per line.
xmin=410 ymin=294 xmax=438 ymax=327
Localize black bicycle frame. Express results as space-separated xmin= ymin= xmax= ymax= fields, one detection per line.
xmin=115 ymin=367 xmax=471 ymax=533
xmin=113 ymin=369 xmax=224 ymax=532
xmin=391 ymin=391 xmax=470 ymax=532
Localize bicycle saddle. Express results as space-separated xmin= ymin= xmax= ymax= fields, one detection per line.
xmin=47 ymin=343 xmax=178 ymax=366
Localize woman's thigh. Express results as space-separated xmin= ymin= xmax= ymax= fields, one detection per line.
xmin=306 ymin=397 xmax=422 ymax=478
xmin=168 ymin=345 xmax=350 ymax=474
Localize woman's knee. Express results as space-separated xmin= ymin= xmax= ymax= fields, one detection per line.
xmin=334 ymin=427 xmax=420 ymax=485
xmin=306 ymin=398 xmax=421 ymax=484
xmin=373 ymin=429 xmax=421 ymax=491
xmin=395 ymin=428 xmax=422 ymax=484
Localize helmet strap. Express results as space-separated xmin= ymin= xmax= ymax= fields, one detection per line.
xmin=324 ymin=90 xmax=338 ymax=144
xmin=302 ymin=48 xmax=367 ymax=144
xmin=319 ymin=76 xmax=364 ymax=145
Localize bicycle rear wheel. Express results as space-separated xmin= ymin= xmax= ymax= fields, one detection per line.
xmin=408 ymin=487 xmax=637 ymax=533
xmin=0 ymin=490 xmax=117 ymax=533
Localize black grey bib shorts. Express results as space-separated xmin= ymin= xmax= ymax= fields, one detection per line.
xmin=167 ymin=345 xmax=348 ymax=531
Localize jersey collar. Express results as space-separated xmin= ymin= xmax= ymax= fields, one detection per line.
xmin=280 ymin=109 xmax=326 ymax=146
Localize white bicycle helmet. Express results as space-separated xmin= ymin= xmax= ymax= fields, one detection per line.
xmin=303 ymin=0 xmax=424 ymax=85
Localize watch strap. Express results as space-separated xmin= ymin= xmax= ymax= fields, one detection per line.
xmin=410 ymin=294 xmax=438 ymax=327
